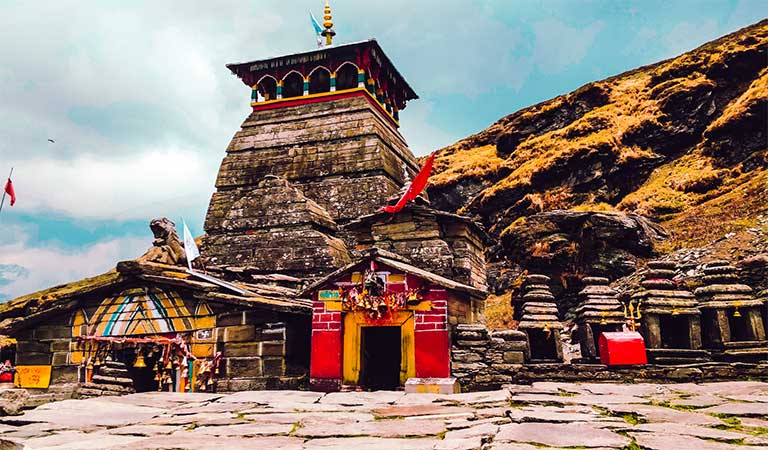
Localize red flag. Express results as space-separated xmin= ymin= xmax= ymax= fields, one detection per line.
xmin=4 ymin=178 xmax=15 ymax=206
xmin=382 ymin=152 xmax=436 ymax=214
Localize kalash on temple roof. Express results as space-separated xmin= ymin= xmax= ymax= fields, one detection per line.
xmin=0 ymin=2 xmax=766 ymax=404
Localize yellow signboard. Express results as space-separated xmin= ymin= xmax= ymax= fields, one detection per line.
xmin=14 ymin=365 xmax=52 ymax=389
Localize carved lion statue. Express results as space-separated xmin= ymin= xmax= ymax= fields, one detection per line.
xmin=137 ymin=218 xmax=187 ymax=265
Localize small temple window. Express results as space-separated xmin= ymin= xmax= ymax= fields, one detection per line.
xmin=335 ymin=63 xmax=358 ymax=90
xmin=309 ymin=67 xmax=331 ymax=94
xmin=283 ymin=72 xmax=304 ymax=98
xmin=728 ymin=308 xmax=754 ymax=342
xmin=659 ymin=315 xmax=691 ymax=349
xmin=258 ymin=76 xmax=278 ymax=101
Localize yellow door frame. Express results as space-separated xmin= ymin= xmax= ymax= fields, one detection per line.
xmin=342 ymin=310 xmax=416 ymax=386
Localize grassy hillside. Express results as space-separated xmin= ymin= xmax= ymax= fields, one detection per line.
xmin=429 ymin=20 xmax=767 ymax=255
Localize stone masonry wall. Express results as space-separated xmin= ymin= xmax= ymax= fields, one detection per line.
xmin=14 ymin=316 xmax=80 ymax=405
xmin=205 ymin=95 xmax=420 ymax=230
xmin=451 ymin=324 xmax=768 ymax=391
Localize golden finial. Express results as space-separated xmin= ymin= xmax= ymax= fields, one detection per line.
xmin=321 ymin=0 xmax=336 ymax=46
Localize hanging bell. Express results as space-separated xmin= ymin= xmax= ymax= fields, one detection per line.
xmin=165 ymin=360 xmax=173 ymax=370
xmin=671 ymin=308 xmax=680 ymax=316
xmin=154 ymin=372 xmax=161 ymax=381
xmin=133 ymin=354 xmax=147 ymax=368
xmin=733 ymin=308 xmax=742 ymax=318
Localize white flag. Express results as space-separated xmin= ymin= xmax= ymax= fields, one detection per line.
xmin=182 ymin=219 xmax=200 ymax=269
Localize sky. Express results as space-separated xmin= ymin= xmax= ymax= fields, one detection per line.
xmin=0 ymin=0 xmax=764 ymax=300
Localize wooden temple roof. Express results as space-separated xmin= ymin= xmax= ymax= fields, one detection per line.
xmin=0 ymin=260 xmax=311 ymax=334
xmin=301 ymin=247 xmax=488 ymax=299
xmin=226 ymin=39 xmax=418 ymax=109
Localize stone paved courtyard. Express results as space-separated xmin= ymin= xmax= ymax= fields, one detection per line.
xmin=1 ymin=381 xmax=767 ymax=449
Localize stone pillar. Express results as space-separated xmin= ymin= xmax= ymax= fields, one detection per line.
xmin=689 ymin=314 xmax=703 ymax=350
xmin=643 ymin=314 xmax=662 ymax=349
xmin=303 ymin=77 xmax=310 ymax=96
xmin=747 ymin=309 xmax=766 ymax=341
xmin=414 ymin=288 xmax=449 ymax=378
xmin=330 ymin=72 xmax=337 ymax=92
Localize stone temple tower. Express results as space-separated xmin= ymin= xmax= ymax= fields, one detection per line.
xmin=203 ymin=6 xmax=420 ymax=279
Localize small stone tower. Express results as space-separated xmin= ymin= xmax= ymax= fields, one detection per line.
xmin=695 ymin=261 xmax=768 ymax=361
xmin=516 ymin=274 xmax=563 ymax=362
xmin=632 ymin=260 xmax=707 ymax=364
xmin=574 ymin=276 xmax=625 ymax=363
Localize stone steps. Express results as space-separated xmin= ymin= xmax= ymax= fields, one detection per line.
xmin=91 ymin=374 xmax=134 ymax=387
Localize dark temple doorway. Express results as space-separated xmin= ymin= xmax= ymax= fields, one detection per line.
xmin=360 ymin=326 xmax=401 ymax=391
xmin=659 ymin=315 xmax=691 ymax=349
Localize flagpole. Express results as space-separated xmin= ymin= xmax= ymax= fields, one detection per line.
xmin=0 ymin=167 xmax=13 ymax=216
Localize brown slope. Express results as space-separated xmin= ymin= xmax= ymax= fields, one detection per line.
xmin=429 ymin=19 xmax=768 ymax=256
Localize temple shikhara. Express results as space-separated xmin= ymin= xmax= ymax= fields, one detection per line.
xmin=0 ymin=3 xmax=766 ymax=402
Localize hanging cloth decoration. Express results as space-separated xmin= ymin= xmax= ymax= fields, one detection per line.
xmin=381 ymin=152 xmax=436 ymax=214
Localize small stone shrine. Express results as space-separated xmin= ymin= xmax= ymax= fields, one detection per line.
xmin=2 ymin=2 xmax=768 ymax=400
xmin=574 ymin=277 xmax=625 ymax=363
xmin=516 ymin=274 xmax=563 ymax=362
xmin=632 ymin=260 xmax=707 ymax=364
xmin=695 ymin=261 xmax=768 ymax=361
xmin=304 ymin=248 xmax=486 ymax=392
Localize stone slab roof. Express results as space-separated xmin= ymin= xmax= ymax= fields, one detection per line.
xmin=0 ymin=260 xmax=311 ymax=334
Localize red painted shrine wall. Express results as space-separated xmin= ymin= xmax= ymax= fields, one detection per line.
xmin=414 ymin=288 xmax=450 ymax=378
xmin=309 ymin=266 xmax=452 ymax=390
xmin=310 ymin=299 xmax=342 ymax=381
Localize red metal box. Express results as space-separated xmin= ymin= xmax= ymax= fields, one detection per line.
xmin=598 ymin=331 xmax=647 ymax=366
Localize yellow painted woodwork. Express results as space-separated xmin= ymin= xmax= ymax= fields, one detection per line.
xmin=410 ymin=300 xmax=434 ymax=311
xmin=325 ymin=301 xmax=343 ymax=311
xmin=351 ymin=272 xmax=363 ymax=283
xmin=342 ymin=311 xmax=415 ymax=386
xmin=251 ymin=87 xmax=399 ymax=125
xmin=89 ymin=288 xmax=196 ymax=337
xmin=71 ymin=309 xmax=87 ymax=337
xmin=14 ymin=365 xmax=52 ymax=389
xmin=191 ymin=343 xmax=215 ymax=358
xmin=194 ymin=302 xmax=215 ymax=330
xmin=387 ymin=274 xmax=405 ymax=283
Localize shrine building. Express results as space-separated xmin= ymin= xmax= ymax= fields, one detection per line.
xmin=4 ymin=3 xmax=763 ymax=401
xmin=0 ymin=2 xmax=490 ymax=397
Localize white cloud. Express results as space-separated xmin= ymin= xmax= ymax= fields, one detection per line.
xmin=8 ymin=149 xmax=214 ymax=221
xmin=0 ymin=228 xmax=147 ymax=300
xmin=659 ymin=20 xmax=719 ymax=58
xmin=399 ymin=101 xmax=461 ymax=156
xmin=531 ymin=18 xmax=604 ymax=75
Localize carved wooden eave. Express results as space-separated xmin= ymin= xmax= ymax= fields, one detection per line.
xmin=300 ymin=247 xmax=488 ymax=300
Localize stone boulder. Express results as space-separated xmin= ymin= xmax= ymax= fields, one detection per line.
xmin=0 ymin=388 xmax=29 ymax=416
xmin=497 ymin=210 xmax=666 ymax=313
